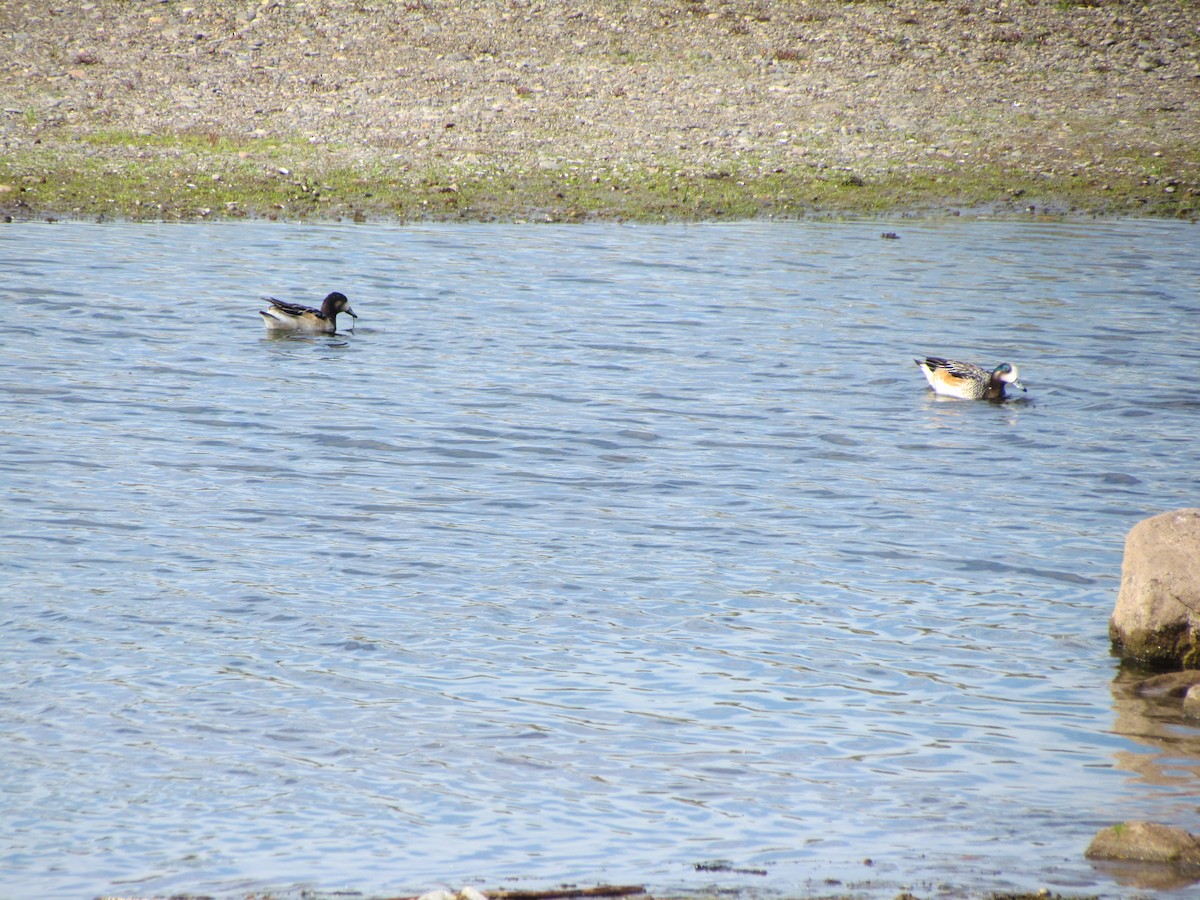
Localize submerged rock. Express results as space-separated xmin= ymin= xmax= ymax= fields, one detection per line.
xmin=1110 ymin=508 xmax=1200 ymax=669
xmin=1184 ymin=683 xmax=1200 ymax=717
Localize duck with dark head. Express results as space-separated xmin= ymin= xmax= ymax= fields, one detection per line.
xmin=260 ymin=291 xmax=357 ymax=334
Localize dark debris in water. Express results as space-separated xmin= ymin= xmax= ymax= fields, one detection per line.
xmin=692 ymin=861 xmax=769 ymax=877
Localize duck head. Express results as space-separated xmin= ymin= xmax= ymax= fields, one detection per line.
xmin=320 ymin=291 xmax=357 ymax=325
xmin=992 ymin=362 xmax=1025 ymax=393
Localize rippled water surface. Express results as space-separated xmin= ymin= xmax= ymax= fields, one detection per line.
xmin=3 ymin=220 xmax=1199 ymax=899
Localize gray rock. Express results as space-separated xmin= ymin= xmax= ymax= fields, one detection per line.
xmin=1110 ymin=508 xmax=1200 ymax=668
xmin=1086 ymin=821 xmax=1200 ymax=867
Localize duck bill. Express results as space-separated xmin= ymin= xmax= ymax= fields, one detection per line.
xmin=1012 ymin=379 xmax=1027 ymax=392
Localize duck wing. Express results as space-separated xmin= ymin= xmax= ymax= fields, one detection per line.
xmin=263 ymin=296 xmax=326 ymax=319
xmin=922 ymin=357 xmax=988 ymax=381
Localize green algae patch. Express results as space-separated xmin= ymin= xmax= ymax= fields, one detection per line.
xmin=3 ymin=132 xmax=1197 ymax=223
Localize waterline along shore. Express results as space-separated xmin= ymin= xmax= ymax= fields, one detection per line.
xmin=1 ymin=0 xmax=1198 ymax=222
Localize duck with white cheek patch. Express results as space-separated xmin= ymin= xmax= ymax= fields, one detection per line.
xmin=914 ymin=356 xmax=1026 ymax=401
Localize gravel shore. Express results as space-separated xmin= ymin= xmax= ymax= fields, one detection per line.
xmin=2 ymin=0 xmax=1198 ymax=219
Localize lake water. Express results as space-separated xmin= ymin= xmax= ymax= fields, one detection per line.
xmin=2 ymin=219 xmax=1199 ymax=900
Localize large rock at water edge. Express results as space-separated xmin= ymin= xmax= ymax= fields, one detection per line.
xmin=1086 ymin=821 xmax=1200 ymax=868
xmin=1110 ymin=509 xmax=1200 ymax=668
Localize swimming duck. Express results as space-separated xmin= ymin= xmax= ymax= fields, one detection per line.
xmin=914 ymin=356 xmax=1026 ymax=400
xmin=260 ymin=291 xmax=357 ymax=334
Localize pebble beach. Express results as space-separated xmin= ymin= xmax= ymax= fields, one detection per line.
xmin=2 ymin=0 xmax=1198 ymax=220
